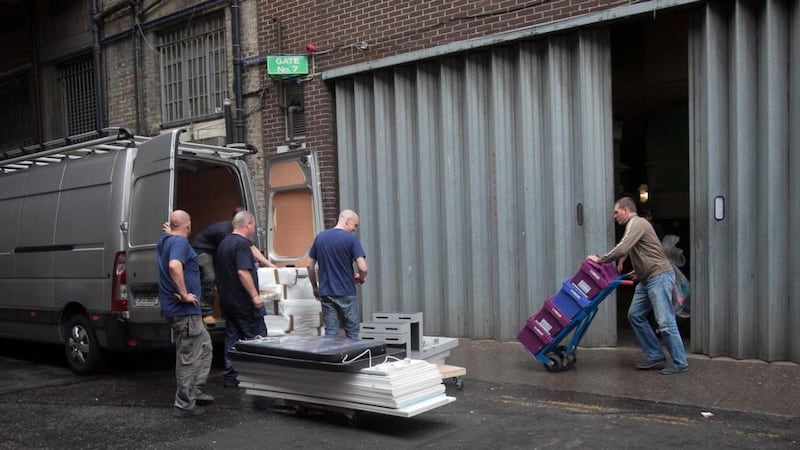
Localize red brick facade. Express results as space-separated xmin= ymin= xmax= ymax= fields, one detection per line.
xmin=256 ymin=0 xmax=629 ymax=225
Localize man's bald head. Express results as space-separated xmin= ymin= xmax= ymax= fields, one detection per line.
xmin=169 ymin=210 xmax=192 ymax=236
xmin=336 ymin=209 xmax=360 ymax=233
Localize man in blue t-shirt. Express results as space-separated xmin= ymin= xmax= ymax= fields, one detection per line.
xmin=308 ymin=209 xmax=368 ymax=339
xmin=157 ymin=210 xmax=213 ymax=417
xmin=215 ymin=210 xmax=268 ymax=388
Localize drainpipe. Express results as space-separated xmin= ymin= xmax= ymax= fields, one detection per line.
xmin=28 ymin=1 xmax=42 ymax=142
xmin=224 ymin=98 xmax=234 ymax=143
xmin=132 ymin=1 xmax=141 ymax=133
xmin=90 ymin=0 xmax=106 ymax=131
xmin=231 ymin=0 xmax=244 ymax=143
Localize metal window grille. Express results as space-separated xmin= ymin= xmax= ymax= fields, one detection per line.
xmin=284 ymin=79 xmax=306 ymax=141
xmin=0 ymin=76 xmax=35 ymax=149
xmin=59 ymin=58 xmax=97 ymax=136
xmin=158 ymin=15 xmax=227 ymax=124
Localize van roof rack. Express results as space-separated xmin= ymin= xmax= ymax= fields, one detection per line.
xmin=1 ymin=127 xmax=257 ymax=174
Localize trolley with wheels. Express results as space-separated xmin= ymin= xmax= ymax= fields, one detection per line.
xmin=518 ymin=267 xmax=633 ymax=372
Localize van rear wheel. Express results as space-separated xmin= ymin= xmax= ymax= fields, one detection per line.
xmin=65 ymin=315 xmax=103 ymax=374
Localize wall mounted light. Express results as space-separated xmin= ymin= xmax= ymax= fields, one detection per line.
xmin=714 ymin=195 xmax=725 ymax=220
xmin=639 ymin=184 xmax=649 ymax=203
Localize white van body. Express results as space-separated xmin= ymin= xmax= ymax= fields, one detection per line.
xmin=0 ymin=128 xmax=260 ymax=373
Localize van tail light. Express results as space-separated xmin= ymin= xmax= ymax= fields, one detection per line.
xmin=112 ymin=251 xmax=128 ymax=312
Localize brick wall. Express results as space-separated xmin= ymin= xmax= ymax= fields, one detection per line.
xmin=256 ymin=0 xmax=629 ymax=225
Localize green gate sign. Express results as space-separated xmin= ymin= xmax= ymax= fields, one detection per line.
xmin=266 ymin=55 xmax=309 ymax=75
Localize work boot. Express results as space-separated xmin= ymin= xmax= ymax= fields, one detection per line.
xmin=660 ymin=365 xmax=689 ymax=375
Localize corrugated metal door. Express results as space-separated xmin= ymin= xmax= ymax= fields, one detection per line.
xmin=689 ymin=0 xmax=800 ymax=362
xmin=333 ymin=29 xmax=616 ymax=343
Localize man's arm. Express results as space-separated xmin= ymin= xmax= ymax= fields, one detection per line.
xmin=354 ymin=256 xmax=368 ymax=283
xmin=251 ymin=245 xmax=276 ymax=268
xmin=594 ymin=218 xmax=646 ymax=263
xmin=238 ymin=269 xmax=264 ymax=309
xmin=168 ymin=260 xmax=198 ymax=305
xmin=307 ymin=258 xmax=319 ymax=298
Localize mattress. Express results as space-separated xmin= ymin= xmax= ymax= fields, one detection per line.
xmin=230 ymin=336 xmax=401 ymax=372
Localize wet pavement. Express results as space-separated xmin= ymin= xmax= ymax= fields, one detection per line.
xmin=0 ymin=338 xmax=798 ymax=449
xmin=449 ymin=339 xmax=800 ymax=418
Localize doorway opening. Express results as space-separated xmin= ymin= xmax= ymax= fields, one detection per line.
xmin=610 ymin=9 xmax=691 ymax=344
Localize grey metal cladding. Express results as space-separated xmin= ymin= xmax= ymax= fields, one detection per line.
xmin=690 ymin=0 xmax=799 ymax=362
xmin=334 ymin=29 xmax=615 ymax=343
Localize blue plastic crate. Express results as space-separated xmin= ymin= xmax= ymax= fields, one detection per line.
xmin=550 ymin=279 xmax=591 ymax=319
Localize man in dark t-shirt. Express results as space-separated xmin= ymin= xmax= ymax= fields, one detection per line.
xmin=215 ymin=210 xmax=267 ymax=388
xmin=191 ymin=210 xmax=275 ymax=324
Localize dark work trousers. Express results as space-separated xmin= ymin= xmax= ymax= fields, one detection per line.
xmin=196 ymin=251 xmax=216 ymax=317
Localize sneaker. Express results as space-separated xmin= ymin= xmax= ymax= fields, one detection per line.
xmin=660 ymin=365 xmax=689 ymax=375
xmin=196 ymin=393 xmax=214 ymax=405
xmin=635 ymin=358 xmax=666 ymax=370
xmin=202 ymin=316 xmax=216 ymax=325
xmin=223 ymin=378 xmax=240 ymax=388
xmin=174 ymin=406 xmax=207 ymax=418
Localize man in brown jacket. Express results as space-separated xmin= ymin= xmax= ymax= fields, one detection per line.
xmin=588 ymin=197 xmax=688 ymax=375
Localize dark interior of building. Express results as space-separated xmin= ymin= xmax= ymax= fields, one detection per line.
xmin=610 ymin=8 xmax=691 ymax=341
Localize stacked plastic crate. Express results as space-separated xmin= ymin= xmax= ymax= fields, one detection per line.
xmin=517 ymin=259 xmax=618 ymax=355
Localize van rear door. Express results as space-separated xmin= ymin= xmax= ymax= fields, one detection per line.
xmin=264 ymin=148 xmax=323 ymax=267
xmin=126 ymin=130 xmax=180 ymax=328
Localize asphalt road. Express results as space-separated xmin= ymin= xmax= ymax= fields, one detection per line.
xmin=0 ymin=340 xmax=797 ymax=449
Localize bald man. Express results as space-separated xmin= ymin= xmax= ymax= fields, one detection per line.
xmin=308 ymin=209 xmax=368 ymax=339
xmin=157 ymin=210 xmax=213 ymax=417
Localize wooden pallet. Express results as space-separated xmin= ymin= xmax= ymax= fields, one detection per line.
xmin=438 ymin=364 xmax=466 ymax=390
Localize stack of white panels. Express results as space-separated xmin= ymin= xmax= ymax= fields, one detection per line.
xmin=256 ymin=267 xmax=323 ymax=336
xmin=413 ymin=336 xmax=460 ymax=365
xmin=238 ymin=358 xmax=455 ymax=418
xmin=279 ymin=299 xmax=323 ymax=336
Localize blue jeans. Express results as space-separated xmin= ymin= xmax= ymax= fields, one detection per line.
xmin=628 ymin=270 xmax=688 ymax=368
xmin=320 ymin=295 xmax=360 ymax=339
xmin=223 ymin=311 xmax=267 ymax=382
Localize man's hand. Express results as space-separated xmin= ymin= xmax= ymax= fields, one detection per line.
xmin=252 ymin=295 xmax=264 ymax=309
xmin=587 ymin=255 xmax=600 ymax=263
xmin=162 ymin=222 xmax=170 ymax=234
xmin=175 ymin=292 xmax=198 ymax=305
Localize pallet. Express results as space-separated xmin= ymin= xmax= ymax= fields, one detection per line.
xmin=438 ymin=364 xmax=466 ymax=390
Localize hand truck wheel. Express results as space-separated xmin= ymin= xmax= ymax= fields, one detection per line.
xmin=543 ymin=353 xmax=563 ymax=372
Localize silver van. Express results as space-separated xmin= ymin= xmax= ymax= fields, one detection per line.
xmin=0 ymin=128 xmax=261 ymax=374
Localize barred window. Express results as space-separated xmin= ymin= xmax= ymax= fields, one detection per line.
xmin=158 ymin=15 xmax=227 ymax=124
xmin=284 ymin=79 xmax=306 ymax=141
xmin=59 ymin=58 xmax=97 ymax=136
xmin=0 ymin=75 xmax=35 ymax=149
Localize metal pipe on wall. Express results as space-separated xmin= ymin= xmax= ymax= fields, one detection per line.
xmin=231 ymin=0 xmax=244 ymax=143
xmin=132 ymin=1 xmax=141 ymax=134
xmin=27 ymin=1 xmax=42 ymax=143
xmin=90 ymin=0 xmax=106 ymax=131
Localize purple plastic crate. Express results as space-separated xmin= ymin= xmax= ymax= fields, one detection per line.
xmin=526 ymin=308 xmax=564 ymax=342
xmin=543 ymin=297 xmax=572 ymax=327
xmin=570 ymin=259 xmax=619 ymax=299
xmin=531 ymin=320 xmax=556 ymax=343
xmin=517 ymin=325 xmax=546 ymax=354
xmin=551 ymin=279 xmax=591 ymax=319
